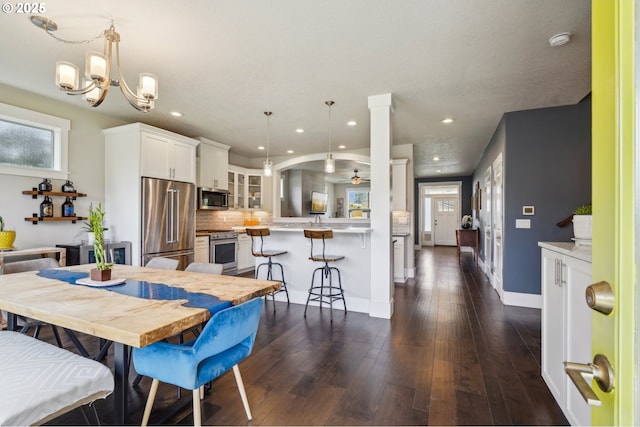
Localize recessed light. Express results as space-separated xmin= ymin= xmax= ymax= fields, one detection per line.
xmin=347 ymin=121 xmax=357 ymax=126
xmin=441 ymin=118 xmax=454 ymax=124
xmin=338 ymin=145 xmax=346 ymax=149
xmin=436 ymin=169 xmax=441 ymax=173
xmin=296 ymin=128 xmax=304 ymax=133
xmin=258 ymin=146 xmax=265 ymax=150
xmin=433 ymin=156 xmax=440 ymax=161
xmin=287 ymin=150 xmax=294 ymax=154
xmin=170 ymin=111 xmax=183 ymax=117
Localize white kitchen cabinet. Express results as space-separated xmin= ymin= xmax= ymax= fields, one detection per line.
xmin=140 ymin=129 xmax=198 ymax=183
xmin=391 ymin=158 xmax=408 ymax=211
xmin=540 ymin=243 xmax=592 ymax=426
xmin=196 ymin=137 xmax=229 ymax=190
xmin=393 ymin=236 xmax=407 ymax=283
xmin=195 ymin=236 xmax=209 ymax=263
xmin=228 ymin=165 xmax=266 ymax=210
xmin=104 ymin=123 xmax=200 ymax=266
xmin=237 ymin=233 xmax=253 ymax=273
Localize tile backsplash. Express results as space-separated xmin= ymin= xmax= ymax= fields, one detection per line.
xmin=392 ymin=210 xmax=411 ymax=234
xmin=196 ymin=210 xmax=272 ymax=230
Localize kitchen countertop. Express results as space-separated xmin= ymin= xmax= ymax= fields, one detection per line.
xmin=538 ymin=241 xmax=592 ymax=262
xmin=268 ymin=226 xmax=372 ymax=234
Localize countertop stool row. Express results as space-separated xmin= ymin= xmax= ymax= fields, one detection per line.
xmin=246 ymin=228 xmax=346 ymax=321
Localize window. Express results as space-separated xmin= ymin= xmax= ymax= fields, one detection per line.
xmin=0 ymin=102 xmax=70 ymax=179
xmin=347 ymin=188 xmax=370 ymax=218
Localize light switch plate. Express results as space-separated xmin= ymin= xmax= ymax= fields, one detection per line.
xmin=516 ymin=219 xmax=531 ymax=229
xmin=522 ymin=206 xmax=535 ymax=215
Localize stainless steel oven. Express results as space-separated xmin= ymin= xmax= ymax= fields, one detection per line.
xmin=209 ymin=231 xmax=238 ymax=275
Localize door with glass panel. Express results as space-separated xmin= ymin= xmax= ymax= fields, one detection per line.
xmin=434 ymin=196 xmax=458 ymax=246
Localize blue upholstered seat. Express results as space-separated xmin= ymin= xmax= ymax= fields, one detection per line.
xmin=132 ymin=297 xmax=263 ymax=426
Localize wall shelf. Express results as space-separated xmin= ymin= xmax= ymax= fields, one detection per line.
xmin=23 ymin=186 xmax=87 ymax=224
xmin=25 ymin=215 xmax=85 ymax=224
xmin=23 ymin=189 xmax=87 ymax=199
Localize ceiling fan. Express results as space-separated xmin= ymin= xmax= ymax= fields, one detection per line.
xmin=351 ymin=169 xmax=362 ymax=185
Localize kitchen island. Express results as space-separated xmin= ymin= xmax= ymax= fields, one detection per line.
xmin=252 ymin=225 xmax=373 ymax=314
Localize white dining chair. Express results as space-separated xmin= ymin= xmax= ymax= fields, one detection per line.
xmin=185 ymin=262 xmax=224 ymax=274
xmin=145 ymin=257 xmax=179 ymax=270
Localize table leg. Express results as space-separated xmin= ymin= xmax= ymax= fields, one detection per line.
xmin=113 ymin=342 xmax=130 ymax=425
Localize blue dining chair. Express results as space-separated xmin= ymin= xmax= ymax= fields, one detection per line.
xmin=132 ymin=297 xmax=264 ymax=427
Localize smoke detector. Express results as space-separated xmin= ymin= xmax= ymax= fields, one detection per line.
xmin=549 ymin=32 xmax=571 ymax=47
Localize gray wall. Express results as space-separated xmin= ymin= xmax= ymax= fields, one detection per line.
xmin=473 ymin=98 xmax=591 ymax=295
xmin=282 ymin=169 xmax=333 ymax=217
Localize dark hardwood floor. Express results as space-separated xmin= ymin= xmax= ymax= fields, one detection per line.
xmin=48 ymin=246 xmax=568 ymax=426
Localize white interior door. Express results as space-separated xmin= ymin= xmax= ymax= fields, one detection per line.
xmin=483 ymin=166 xmax=492 ymax=279
xmin=491 ymin=154 xmax=503 ymax=296
xmin=434 ymin=196 xmax=458 ymax=246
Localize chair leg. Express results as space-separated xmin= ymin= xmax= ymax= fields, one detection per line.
xmin=192 ymin=389 xmax=202 ymax=427
xmin=232 ymin=364 xmax=252 ymax=421
xmin=141 ymin=378 xmax=160 ymax=427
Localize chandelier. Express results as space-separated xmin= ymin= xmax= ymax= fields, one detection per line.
xmin=263 ymin=111 xmax=273 ymax=176
xmin=31 ymin=16 xmax=158 ymax=112
xmin=324 ymin=100 xmax=335 ymax=173
xmin=351 ymin=169 xmax=361 ymax=185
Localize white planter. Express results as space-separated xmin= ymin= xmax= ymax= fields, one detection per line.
xmin=572 ymin=215 xmax=592 ymax=240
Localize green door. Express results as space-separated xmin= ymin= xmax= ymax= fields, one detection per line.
xmin=590 ymin=1 xmax=635 ymax=424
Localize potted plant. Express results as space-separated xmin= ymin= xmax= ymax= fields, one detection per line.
xmin=572 ymin=203 xmax=592 ymax=241
xmin=86 ymin=203 xmax=113 ymax=281
xmin=0 ymin=215 xmax=16 ymax=249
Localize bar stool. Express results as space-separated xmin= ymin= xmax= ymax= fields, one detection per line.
xmin=246 ymin=228 xmax=290 ymax=308
xmin=303 ymin=229 xmax=346 ymax=320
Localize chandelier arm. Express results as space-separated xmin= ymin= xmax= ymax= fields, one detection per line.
xmin=59 ymin=79 xmax=97 ymax=96
xmin=113 ymin=38 xmax=152 ymax=111
xmin=87 ymin=83 xmax=110 ymax=107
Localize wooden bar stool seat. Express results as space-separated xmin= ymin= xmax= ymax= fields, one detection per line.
xmin=246 ymin=227 xmax=289 ymax=308
xmin=303 ymin=229 xmax=346 ymax=321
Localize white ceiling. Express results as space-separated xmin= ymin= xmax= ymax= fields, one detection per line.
xmin=0 ymin=0 xmax=591 ymax=178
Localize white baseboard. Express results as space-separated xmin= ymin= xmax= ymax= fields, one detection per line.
xmin=501 ymin=291 xmax=542 ymax=309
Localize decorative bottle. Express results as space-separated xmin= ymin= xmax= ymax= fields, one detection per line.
xmin=62 ymin=197 xmax=75 ymax=217
xmin=40 ymin=196 xmax=54 ymax=218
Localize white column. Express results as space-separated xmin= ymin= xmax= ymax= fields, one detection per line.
xmin=368 ymin=93 xmax=394 ymax=319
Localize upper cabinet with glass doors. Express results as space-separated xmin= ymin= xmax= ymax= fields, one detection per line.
xmin=227 ymin=165 xmax=272 ymax=211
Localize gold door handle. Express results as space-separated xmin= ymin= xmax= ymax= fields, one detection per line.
xmin=564 ymin=354 xmax=614 ymax=406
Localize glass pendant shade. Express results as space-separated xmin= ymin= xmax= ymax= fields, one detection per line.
xmin=325 ymin=154 xmax=335 ymax=173
xmin=81 ymin=78 xmax=100 ymax=103
xmin=138 ymin=73 xmax=158 ymax=99
xmin=85 ymin=52 xmax=107 ymax=82
xmin=56 ymin=61 xmax=79 ymax=90
xmin=263 ymin=160 xmax=273 ymax=176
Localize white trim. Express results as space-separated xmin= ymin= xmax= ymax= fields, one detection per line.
xmin=501 ymin=291 xmax=542 ymax=309
xmin=0 ymin=102 xmax=70 ymax=179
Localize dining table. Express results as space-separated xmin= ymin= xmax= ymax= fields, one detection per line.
xmin=0 ymin=263 xmax=280 ymax=425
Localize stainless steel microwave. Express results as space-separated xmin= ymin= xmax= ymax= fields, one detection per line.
xmin=198 ymin=187 xmax=229 ymax=210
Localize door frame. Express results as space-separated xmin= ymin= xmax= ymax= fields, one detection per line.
xmin=591 ymin=1 xmax=635 ymax=424
xmin=491 ymin=153 xmax=504 ymax=297
xmin=417 ymin=181 xmax=462 ymax=247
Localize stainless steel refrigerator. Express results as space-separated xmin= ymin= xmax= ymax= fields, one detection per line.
xmin=141 ymin=177 xmax=195 ymax=270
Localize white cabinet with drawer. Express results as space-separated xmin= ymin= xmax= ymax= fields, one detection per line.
xmin=540 ymin=243 xmax=592 ymax=426
xmin=195 ymin=236 xmax=210 ymax=263
xmin=237 ymin=233 xmax=254 ymax=273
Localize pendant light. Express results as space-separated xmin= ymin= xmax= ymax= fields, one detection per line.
xmin=263 ymin=111 xmax=273 ymax=176
xmin=325 ymin=100 xmax=335 ymax=173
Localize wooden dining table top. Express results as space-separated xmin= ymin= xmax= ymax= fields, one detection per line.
xmin=0 ymin=264 xmax=280 ymax=348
